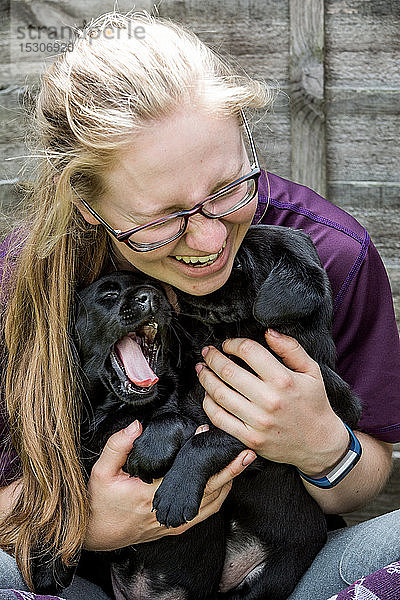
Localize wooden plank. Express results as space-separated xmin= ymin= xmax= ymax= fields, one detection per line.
xmin=327 ymin=88 xmax=400 ymax=116
xmin=328 ymin=182 xmax=400 ymax=209
xmin=327 ymin=115 xmax=400 ymax=182
xmin=325 ymin=0 xmax=400 ymax=52
xmin=6 ymin=0 xmax=155 ymax=84
xmin=289 ymin=0 xmax=326 ymax=197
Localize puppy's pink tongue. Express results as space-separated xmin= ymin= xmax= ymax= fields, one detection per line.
xmin=115 ymin=336 xmax=158 ymax=387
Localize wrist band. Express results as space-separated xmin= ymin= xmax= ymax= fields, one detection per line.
xmin=297 ymin=424 xmax=362 ymax=489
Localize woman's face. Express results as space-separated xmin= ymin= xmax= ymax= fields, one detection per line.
xmin=80 ymin=106 xmax=258 ymax=295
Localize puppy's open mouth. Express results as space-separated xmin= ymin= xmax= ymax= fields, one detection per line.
xmin=110 ymin=321 xmax=160 ymax=395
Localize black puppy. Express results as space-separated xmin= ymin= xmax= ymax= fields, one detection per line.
xmin=32 ymin=271 xmax=224 ymax=598
xmin=150 ymin=224 xmax=361 ymax=599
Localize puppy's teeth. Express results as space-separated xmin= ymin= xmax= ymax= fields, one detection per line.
xmin=182 ymin=257 xmax=191 ymax=264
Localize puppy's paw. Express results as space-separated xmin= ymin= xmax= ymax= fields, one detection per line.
xmin=126 ymin=423 xmax=192 ymax=482
xmin=126 ymin=436 xmax=179 ymax=483
xmin=152 ymin=475 xmax=204 ymax=528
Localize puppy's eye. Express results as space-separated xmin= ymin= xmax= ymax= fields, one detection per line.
xmin=102 ymin=291 xmax=120 ymax=300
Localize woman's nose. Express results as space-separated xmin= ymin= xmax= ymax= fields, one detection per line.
xmin=184 ymin=213 xmax=227 ymax=253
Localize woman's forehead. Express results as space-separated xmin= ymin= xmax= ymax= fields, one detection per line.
xmin=104 ymin=107 xmax=244 ymax=214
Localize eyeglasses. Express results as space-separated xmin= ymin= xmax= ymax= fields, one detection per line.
xmin=75 ymin=110 xmax=261 ymax=252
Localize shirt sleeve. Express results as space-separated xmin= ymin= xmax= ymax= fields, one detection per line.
xmin=332 ymin=240 xmax=400 ymax=443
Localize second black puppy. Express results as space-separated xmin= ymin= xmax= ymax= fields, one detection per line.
xmin=151 ymin=224 xmax=361 ymax=599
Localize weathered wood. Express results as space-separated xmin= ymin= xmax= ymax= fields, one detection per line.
xmin=328 ymin=182 xmax=400 ymax=209
xmin=289 ymin=0 xmax=326 ymax=198
xmin=327 ymin=115 xmax=400 ymax=182
xmin=327 ymin=88 xmax=400 ymax=116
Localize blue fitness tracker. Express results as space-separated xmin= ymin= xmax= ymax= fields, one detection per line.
xmin=297 ymin=424 xmax=362 ymax=489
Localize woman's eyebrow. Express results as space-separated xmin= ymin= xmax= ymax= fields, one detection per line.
xmin=209 ymin=161 xmax=245 ymax=194
xmin=130 ymin=161 xmax=247 ymax=221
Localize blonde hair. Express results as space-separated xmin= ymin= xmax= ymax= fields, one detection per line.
xmin=0 ymin=10 xmax=275 ymax=589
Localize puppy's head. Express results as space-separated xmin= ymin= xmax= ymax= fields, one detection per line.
xmin=74 ymin=271 xmax=172 ymax=407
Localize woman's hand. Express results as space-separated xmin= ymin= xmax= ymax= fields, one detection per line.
xmin=84 ymin=421 xmax=256 ymax=551
xmin=196 ymin=330 xmax=349 ymax=478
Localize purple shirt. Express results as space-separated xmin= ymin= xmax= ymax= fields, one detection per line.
xmin=254 ymin=171 xmax=400 ymax=443
xmin=1 ymin=171 xmax=399 ymax=486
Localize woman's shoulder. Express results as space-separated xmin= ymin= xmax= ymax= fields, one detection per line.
xmin=255 ymin=171 xmax=372 ymax=301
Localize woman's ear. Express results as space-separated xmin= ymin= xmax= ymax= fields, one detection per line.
xmin=53 ymin=174 xmax=101 ymax=225
xmin=71 ymin=198 xmax=101 ymax=225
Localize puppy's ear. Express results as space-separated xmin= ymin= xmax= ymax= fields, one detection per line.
xmin=253 ymin=260 xmax=331 ymax=328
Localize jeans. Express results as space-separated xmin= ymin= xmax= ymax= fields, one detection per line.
xmin=0 ymin=510 xmax=399 ymax=600
xmin=288 ymin=509 xmax=400 ymax=599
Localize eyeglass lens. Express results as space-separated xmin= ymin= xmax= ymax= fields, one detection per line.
xmin=128 ymin=176 xmax=257 ymax=248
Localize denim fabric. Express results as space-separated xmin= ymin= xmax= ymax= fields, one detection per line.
xmin=0 ymin=549 xmax=112 ymax=600
xmin=288 ymin=510 xmax=400 ymax=599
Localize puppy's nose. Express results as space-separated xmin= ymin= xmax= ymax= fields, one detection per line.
xmin=134 ymin=289 xmax=160 ymax=314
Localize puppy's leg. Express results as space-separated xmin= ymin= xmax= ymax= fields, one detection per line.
xmin=153 ymin=428 xmax=246 ymax=528
xmin=221 ymin=468 xmax=326 ymax=600
xmin=126 ymin=413 xmax=197 ymax=483
xmin=110 ymin=515 xmax=224 ymax=600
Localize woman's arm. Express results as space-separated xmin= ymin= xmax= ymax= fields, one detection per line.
xmin=303 ymin=432 xmax=392 ymax=514
xmin=197 ymin=330 xmax=393 ymax=515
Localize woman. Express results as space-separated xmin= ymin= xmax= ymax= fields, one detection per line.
xmin=0 ymin=11 xmax=399 ymax=600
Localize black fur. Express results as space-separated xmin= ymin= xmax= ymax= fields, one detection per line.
xmin=31 ymin=225 xmax=361 ymax=600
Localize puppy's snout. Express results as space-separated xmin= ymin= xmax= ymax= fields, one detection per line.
xmin=134 ymin=288 xmax=160 ymax=314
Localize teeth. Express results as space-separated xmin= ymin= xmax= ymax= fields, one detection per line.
xmin=175 ymin=241 xmax=226 ymax=265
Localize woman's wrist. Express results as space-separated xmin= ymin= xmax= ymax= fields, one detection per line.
xmin=298 ymin=424 xmax=362 ymax=488
xmin=297 ymin=417 xmax=350 ymax=478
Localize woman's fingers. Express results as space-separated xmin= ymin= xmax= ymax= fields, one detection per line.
xmin=204 ymin=449 xmax=256 ymax=494
xmin=203 ymin=393 xmax=255 ymax=442
xmin=197 ymin=363 xmax=257 ymax=424
xmin=90 ymin=420 xmax=142 ymax=481
xmin=263 ymin=329 xmax=320 ymax=375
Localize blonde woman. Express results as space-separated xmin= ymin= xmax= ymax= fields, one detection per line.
xmin=0 ymin=12 xmax=399 ymax=600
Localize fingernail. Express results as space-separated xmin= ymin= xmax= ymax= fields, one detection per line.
xmin=124 ymin=420 xmax=140 ymax=435
xmin=266 ymin=329 xmax=281 ymax=338
xmin=242 ymin=451 xmax=256 ymax=467
xmin=201 ymin=346 xmax=210 ymax=358
xmin=196 ymin=424 xmax=209 ymax=434
xmin=195 ymin=363 xmax=204 ymax=375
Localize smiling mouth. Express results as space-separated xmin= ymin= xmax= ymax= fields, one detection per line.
xmin=110 ymin=321 xmax=160 ymax=396
xmin=173 ymin=241 xmax=226 ymax=267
